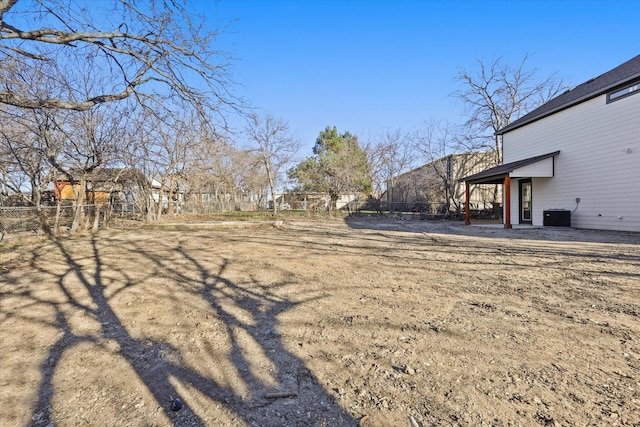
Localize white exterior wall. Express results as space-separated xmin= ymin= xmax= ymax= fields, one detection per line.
xmin=503 ymin=92 xmax=640 ymax=231
xmin=512 ymin=157 xmax=554 ymax=177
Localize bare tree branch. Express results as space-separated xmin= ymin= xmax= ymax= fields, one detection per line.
xmin=453 ymin=55 xmax=567 ymax=163
xmin=0 ymin=0 xmax=239 ymax=117
xmin=244 ymin=113 xmax=299 ymax=214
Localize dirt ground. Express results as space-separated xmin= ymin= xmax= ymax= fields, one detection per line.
xmin=1 ymin=217 xmax=640 ymax=427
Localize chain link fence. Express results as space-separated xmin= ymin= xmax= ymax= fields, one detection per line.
xmin=0 ymin=205 xmax=104 ymax=240
xmin=182 ymin=200 xmax=259 ymax=214
xmin=352 ymin=200 xmax=502 ymax=219
xmin=0 ymin=207 xmax=43 ymax=237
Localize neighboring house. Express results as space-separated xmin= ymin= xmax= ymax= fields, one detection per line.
xmin=54 ymin=168 xmax=148 ymax=208
xmin=187 ymin=176 xmax=262 ymax=212
xmin=335 ymin=194 xmax=361 ymax=210
xmin=461 ymin=54 xmax=640 ymax=232
xmin=149 ymin=176 xmax=187 ymax=212
xmin=272 ymin=192 xmax=360 ymax=211
xmin=385 ymin=152 xmax=500 ymax=214
xmin=272 ymin=192 xmax=323 ymax=210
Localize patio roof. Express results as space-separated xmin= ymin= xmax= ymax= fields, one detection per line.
xmin=460 ymin=151 xmax=560 ymax=185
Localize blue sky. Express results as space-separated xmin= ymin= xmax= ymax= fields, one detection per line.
xmin=210 ymin=0 xmax=638 ymax=152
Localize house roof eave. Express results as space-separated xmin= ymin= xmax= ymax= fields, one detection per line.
xmin=497 ymin=55 xmax=640 ymax=135
xmin=459 ymin=151 xmax=560 ymax=185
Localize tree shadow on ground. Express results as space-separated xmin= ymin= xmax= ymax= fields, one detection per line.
xmin=20 ymin=233 xmax=356 ymax=426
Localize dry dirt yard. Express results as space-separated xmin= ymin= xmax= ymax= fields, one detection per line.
xmin=1 ymin=217 xmax=640 ymax=427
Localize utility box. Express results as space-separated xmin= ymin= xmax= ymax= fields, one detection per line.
xmin=543 ymin=209 xmax=571 ymax=227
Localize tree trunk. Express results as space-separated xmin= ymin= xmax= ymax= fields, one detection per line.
xmin=329 ymin=192 xmax=338 ymax=214
xmin=146 ymin=199 xmax=154 ymax=222
xmin=167 ymin=175 xmax=176 ymax=216
xmin=36 ymin=206 xmax=53 ymax=237
xmin=92 ymin=206 xmax=100 ymax=231
xmin=54 ymin=199 xmax=62 ymax=234
xmin=155 ymin=189 xmax=163 ymax=221
xmin=71 ymin=177 xmax=87 ymax=233
xmin=269 ymin=177 xmax=278 ymax=216
xmin=103 ymin=204 xmax=110 ymax=229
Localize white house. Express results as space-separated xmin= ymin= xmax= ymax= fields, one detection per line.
xmin=461 ymin=54 xmax=640 ymax=232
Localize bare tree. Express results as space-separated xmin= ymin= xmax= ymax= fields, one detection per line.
xmin=453 ymin=55 xmax=567 ymax=163
xmin=414 ymin=120 xmax=501 ymax=214
xmin=0 ymin=55 xmax=66 ymax=209
xmin=413 ymin=120 xmax=458 ymax=210
xmin=187 ymin=141 xmax=267 ymax=213
xmin=0 ymin=102 xmax=71 ymax=234
xmin=245 ymin=113 xmax=299 ymax=215
xmin=367 ymin=129 xmax=415 ymax=212
xmin=227 ymin=148 xmax=268 ymax=209
xmin=0 ymin=109 xmax=52 ymax=206
xmin=123 ymin=107 xmax=267 ymax=218
xmin=124 ymin=107 xmax=199 ymax=221
xmin=0 ymin=0 xmax=238 ymax=118
xmin=47 ymin=104 xmax=128 ymax=231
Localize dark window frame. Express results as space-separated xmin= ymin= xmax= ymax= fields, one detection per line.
xmin=518 ymin=179 xmax=532 ymax=225
xmin=607 ymin=79 xmax=640 ymax=103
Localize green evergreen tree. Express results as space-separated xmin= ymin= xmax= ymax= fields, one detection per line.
xmin=289 ymin=126 xmax=371 ymax=212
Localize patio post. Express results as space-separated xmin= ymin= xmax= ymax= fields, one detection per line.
xmin=465 ymin=182 xmax=470 ymax=225
xmin=504 ymin=176 xmax=512 ymax=229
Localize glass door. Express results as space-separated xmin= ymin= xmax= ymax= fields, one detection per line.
xmin=519 ymin=180 xmax=532 ymax=224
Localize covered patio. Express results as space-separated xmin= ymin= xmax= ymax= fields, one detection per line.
xmin=460 ymin=151 xmax=560 ymax=228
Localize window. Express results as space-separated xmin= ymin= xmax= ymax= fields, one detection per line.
xmin=607 ymin=80 xmax=640 ymax=103
xmin=201 ymin=193 xmax=210 ymax=202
